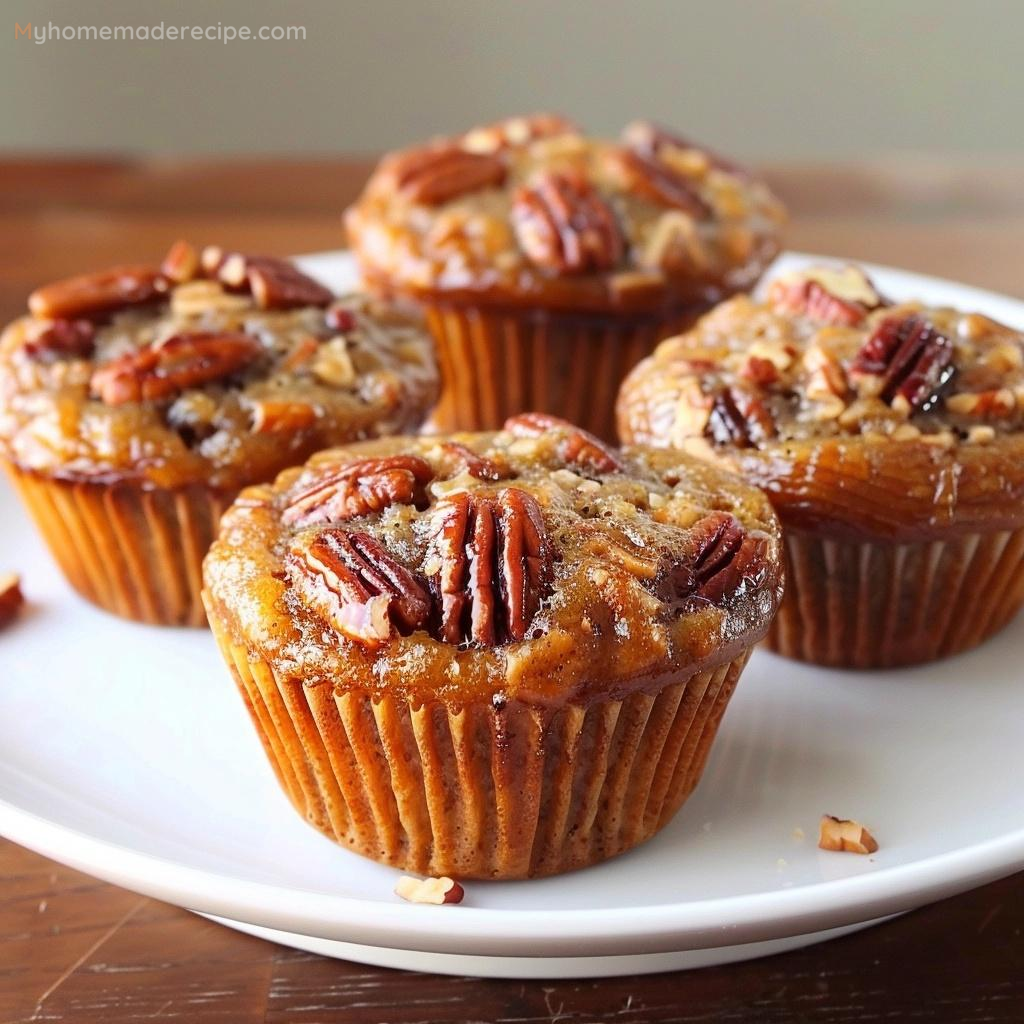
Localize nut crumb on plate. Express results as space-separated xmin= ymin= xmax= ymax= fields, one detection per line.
xmin=818 ymin=814 xmax=878 ymax=855
xmin=394 ymin=875 xmax=465 ymax=905
xmin=0 ymin=573 xmax=24 ymax=628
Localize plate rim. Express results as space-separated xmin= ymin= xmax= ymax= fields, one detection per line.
xmin=2 ymin=249 xmax=1023 ymax=958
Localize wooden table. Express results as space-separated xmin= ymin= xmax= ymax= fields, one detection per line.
xmin=3 ymin=157 xmax=1024 ymax=1023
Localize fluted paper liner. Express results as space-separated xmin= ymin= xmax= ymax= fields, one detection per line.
xmin=423 ymin=304 xmax=707 ymax=440
xmin=6 ymin=463 xmax=231 ymax=626
xmin=764 ymin=527 xmax=1024 ymax=668
xmin=205 ymin=598 xmax=750 ymax=879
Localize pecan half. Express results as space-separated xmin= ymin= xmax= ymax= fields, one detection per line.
xmin=704 ymin=386 xmax=775 ymax=448
xmin=504 ymin=412 xmax=625 ymax=474
xmin=511 ymin=173 xmax=623 ymax=274
xmin=431 ymin=488 xmax=554 ymax=648
xmin=391 ymin=145 xmax=507 ymax=205
xmin=283 ymin=455 xmax=434 ymax=527
xmin=28 ymin=266 xmax=167 ymax=321
xmin=23 ymin=319 xmax=95 ymax=361
xmin=767 ymin=267 xmax=882 ymax=327
xmin=657 ymin=512 xmax=768 ymax=607
xmin=90 ymin=331 xmax=261 ymax=405
xmin=441 ymin=442 xmax=508 ymax=481
xmin=622 ymin=120 xmax=751 ymax=179
xmin=245 ymin=258 xmax=333 ymax=311
xmin=610 ymin=147 xmax=710 ymax=219
xmin=287 ymin=529 xmax=431 ymax=649
xmin=851 ymin=315 xmax=955 ymax=413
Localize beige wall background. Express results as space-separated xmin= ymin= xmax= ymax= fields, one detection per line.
xmin=2 ymin=0 xmax=1021 ymax=159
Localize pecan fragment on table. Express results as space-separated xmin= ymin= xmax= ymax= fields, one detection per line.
xmin=0 ymin=573 xmax=25 ymax=629
xmin=28 ymin=266 xmax=167 ymax=321
xmin=391 ymin=144 xmax=507 ymax=205
xmin=287 ymin=529 xmax=431 ymax=649
xmin=851 ymin=315 xmax=955 ymax=413
xmin=504 ymin=412 xmax=625 ymax=474
xmin=283 ymin=456 xmax=434 ymax=526
xmin=431 ymin=488 xmax=554 ymax=648
xmin=23 ymin=319 xmax=96 ymax=361
xmin=511 ymin=172 xmax=623 ymax=274
xmin=704 ymin=386 xmax=775 ymax=448
xmin=90 ymin=331 xmax=261 ymax=405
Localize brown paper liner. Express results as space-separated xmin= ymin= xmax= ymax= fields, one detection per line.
xmin=421 ymin=304 xmax=708 ymax=440
xmin=5 ymin=462 xmax=232 ymax=627
xmin=205 ymin=600 xmax=750 ymax=879
xmin=764 ymin=527 xmax=1024 ymax=668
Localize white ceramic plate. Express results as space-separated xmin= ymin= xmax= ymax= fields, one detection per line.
xmin=1 ymin=252 xmax=1023 ymax=979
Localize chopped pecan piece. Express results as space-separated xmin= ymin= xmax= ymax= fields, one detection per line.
xmin=657 ymin=512 xmax=768 ymax=607
xmin=768 ymin=267 xmax=882 ymax=327
xmin=28 ymin=266 xmax=167 ymax=321
xmin=441 ymin=442 xmax=508 ymax=481
xmin=23 ymin=319 xmax=96 ymax=361
xmin=283 ymin=456 xmax=434 ymax=526
xmin=90 ymin=331 xmax=261 ymax=405
xmin=325 ymin=306 xmax=358 ymax=333
xmin=287 ymin=529 xmax=431 ymax=648
xmin=704 ymin=386 xmax=775 ymax=448
xmin=160 ymin=240 xmax=200 ymax=284
xmin=462 ymin=113 xmax=577 ymax=152
xmin=851 ymin=315 xmax=955 ymax=413
xmin=0 ymin=573 xmax=25 ymax=629
xmin=610 ymin=147 xmax=710 ymax=219
xmin=250 ymin=400 xmax=318 ymax=434
xmin=511 ymin=172 xmax=623 ymax=274
xmin=392 ymin=144 xmax=507 ymax=205
xmin=504 ymin=412 xmax=625 ymax=474
xmin=819 ymin=815 xmax=878 ymax=855
xmin=431 ymin=488 xmax=554 ymax=648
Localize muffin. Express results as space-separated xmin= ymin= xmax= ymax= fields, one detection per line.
xmin=203 ymin=414 xmax=783 ymax=878
xmin=617 ymin=264 xmax=1024 ymax=668
xmin=345 ymin=115 xmax=785 ymax=439
xmin=0 ymin=242 xmax=438 ymax=626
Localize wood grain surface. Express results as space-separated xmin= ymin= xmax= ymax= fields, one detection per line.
xmin=2 ymin=156 xmax=1024 ymax=1023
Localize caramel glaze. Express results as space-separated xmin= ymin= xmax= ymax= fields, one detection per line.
xmin=203 ymin=421 xmax=783 ymax=709
xmin=0 ymin=288 xmax=438 ymax=492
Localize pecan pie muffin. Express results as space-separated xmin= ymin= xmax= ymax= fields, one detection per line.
xmin=345 ymin=115 xmax=785 ymax=439
xmin=0 ymin=242 xmax=438 ymax=626
xmin=203 ymin=414 xmax=783 ymax=878
xmin=618 ymin=264 xmax=1024 ymax=667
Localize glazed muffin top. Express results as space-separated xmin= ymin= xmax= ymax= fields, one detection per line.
xmin=344 ymin=115 xmax=786 ymax=315
xmin=0 ymin=243 xmax=438 ymax=491
xmin=617 ymin=265 xmax=1024 ymax=537
xmin=204 ymin=415 xmax=783 ymax=707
